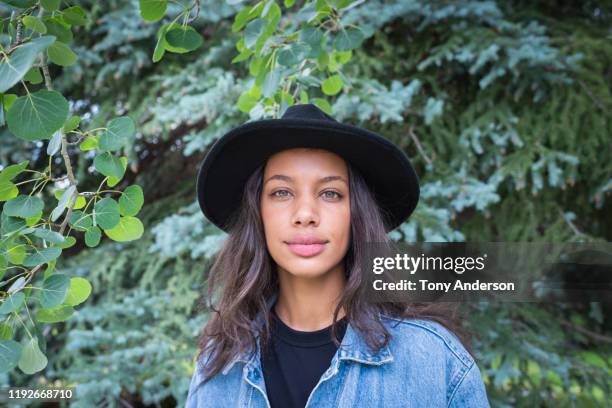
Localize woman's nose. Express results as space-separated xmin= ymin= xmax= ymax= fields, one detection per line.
xmin=291 ymin=196 xmax=319 ymax=226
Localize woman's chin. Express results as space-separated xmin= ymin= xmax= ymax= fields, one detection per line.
xmin=279 ymin=262 xmax=335 ymax=278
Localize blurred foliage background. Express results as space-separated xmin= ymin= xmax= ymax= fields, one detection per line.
xmin=1 ymin=0 xmax=611 ymax=407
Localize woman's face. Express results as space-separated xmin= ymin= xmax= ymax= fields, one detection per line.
xmin=261 ymin=148 xmax=351 ymax=278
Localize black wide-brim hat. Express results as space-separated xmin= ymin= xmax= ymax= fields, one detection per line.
xmin=196 ymin=103 xmax=420 ymax=232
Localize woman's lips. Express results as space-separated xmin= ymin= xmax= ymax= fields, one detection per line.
xmin=286 ymin=243 xmax=327 ymax=257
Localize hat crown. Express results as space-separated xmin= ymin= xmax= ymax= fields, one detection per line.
xmin=281 ymin=103 xmax=338 ymax=123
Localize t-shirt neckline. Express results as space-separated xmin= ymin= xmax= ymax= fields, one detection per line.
xmin=271 ymin=305 xmax=348 ymax=347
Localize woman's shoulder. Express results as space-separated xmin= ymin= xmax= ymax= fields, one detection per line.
xmin=378 ymin=314 xmax=490 ymax=406
xmin=379 ymin=313 xmax=475 ymax=368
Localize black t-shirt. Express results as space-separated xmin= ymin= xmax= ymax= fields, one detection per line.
xmin=261 ymin=306 xmax=348 ymax=408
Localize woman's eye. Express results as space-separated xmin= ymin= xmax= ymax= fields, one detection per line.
xmin=271 ymin=190 xmax=341 ymax=199
xmin=322 ymin=191 xmax=341 ymax=199
xmin=272 ymin=190 xmax=290 ymax=198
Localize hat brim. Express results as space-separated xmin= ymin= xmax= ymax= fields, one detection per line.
xmin=196 ymin=118 xmax=420 ymax=232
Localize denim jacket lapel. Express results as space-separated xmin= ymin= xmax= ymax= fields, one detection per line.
xmin=225 ymin=292 xmax=394 ymax=376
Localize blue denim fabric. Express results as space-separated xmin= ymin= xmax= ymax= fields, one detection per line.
xmin=186 ymin=293 xmax=491 ymax=407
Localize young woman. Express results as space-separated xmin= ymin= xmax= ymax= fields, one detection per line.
xmin=186 ymin=104 xmax=490 ymax=407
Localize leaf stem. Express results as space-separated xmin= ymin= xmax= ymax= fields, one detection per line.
xmin=15 ymin=178 xmax=44 ymax=186
xmin=13 ymin=310 xmax=34 ymax=340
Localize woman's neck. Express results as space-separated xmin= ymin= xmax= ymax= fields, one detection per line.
xmin=274 ymin=263 xmax=347 ymax=331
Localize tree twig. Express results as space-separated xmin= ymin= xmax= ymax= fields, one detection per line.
xmin=558 ymin=208 xmax=584 ymax=237
xmin=13 ymin=13 xmax=22 ymax=47
xmin=407 ymin=124 xmax=433 ymax=167
xmin=118 ymin=396 xmax=134 ymax=408
xmin=187 ymin=0 xmax=201 ymax=24
xmin=576 ymin=78 xmax=611 ymax=117
xmin=41 ymin=59 xmax=53 ymax=91
xmin=559 ymin=318 xmax=612 ymax=344
xmin=21 ymin=38 xmax=79 ymax=286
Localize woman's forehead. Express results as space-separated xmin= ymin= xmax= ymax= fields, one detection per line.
xmin=263 ymin=148 xmax=348 ymax=175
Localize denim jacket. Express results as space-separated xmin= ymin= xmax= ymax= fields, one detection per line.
xmin=186 ymin=293 xmax=490 ymax=407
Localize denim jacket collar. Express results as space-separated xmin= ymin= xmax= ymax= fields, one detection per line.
xmin=220 ymin=292 xmax=394 ymax=377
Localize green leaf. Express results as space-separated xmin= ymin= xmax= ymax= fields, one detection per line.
xmin=249 ymin=55 xmax=265 ymax=76
xmin=23 ymin=247 xmax=62 ymax=267
xmin=321 ymin=74 xmax=344 ymax=96
xmin=6 ymin=90 xmax=69 ymax=141
xmin=0 ymin=340 xmax=22 ymax=374
xmin=32 ymin=323 xmax=47 ymax=356
xmin=244 ymin=18 xmax=266 ymax=50
xmin=3 ymin=0 xmax=36 ymax=8
xmin=300 ymin=26 xmax=323 ymax=53
xmin=40 ymin=273 xmax=70 ymax=308
xmin=106 ymin=158 xmax=128 ymax=187
xmin=68 ymin=210 xmax=92 ymax=231
xmin=23 ymin=67 xmax=43 ymax=84
xmin=7 ymin=276 xmax=26 ymax=293
xmin=152 ymin=32 xmax=166 ymax=62
xmin=277 ymin=43 xmax=311 ymax=66
xmin=103 ymin=216 xmax=144 ymax=242
xmin=53 ymin=189 xmax=85 ymax=209
xmin=0 ymin=36 xmax=56 ymax=93
xmin=47 ymin=41 xmax=78 ymax=66
xmin=0 ymin=160 xmax=29 ymax=183
xmin=4 ymin=195 xmax=44 ymax=218
xmin=164 ymin=26 xmax=203 ymax=53
xmin=94 ymin=153 xmax=126 ymax=179
xmin=63 ymin=115 xmax=80 ymax=132
xmin=327 ymin=51 xmax=339 ymax=72
xmin=1 ymin=212 xmax=26 ymax=236
xmin=63 ymin=277 xmax=92 ymax=306
xmin=279 ymin=92 xmax=294 ymax=111
xmin=42 ymin=264 xmax=57 ymax=283
xmin=0 ymin=255 xmax=6 ymax=281
xmin=43 ymin=261 xmax=58 ymax=280
xmin=232 ymin=6 xmax=254 ymax=33
xmin=0 ymin=323 xmax=13 ymax=340
xmin=299 ymin=90 xmax=309 ymax=104
xmin=579 ymin=351 xmax=608 ymax=369
xmin=332 ymin=27 xmax=365 ymax=51
xmin=2 ymin=94 xmax=18 ymax=111
xmin=51 ymin=185 xmax=76 ymax=222
xmin=22 ymin=16 xmax=47 ymax=34
xmin=45 ymin=130 xmax=58 ymax=157
xmin=41 ymin=0 xmax=61 ymax=11
xmin=262 ymin=68 xmax=282 ymax=98
xmin=25 ymin=211 xmax=42 ymax=226
xmin=262 ymin=1 xmax=281 ymax=24
xmin=36 ymin=304 xmax=74 ymax=323
xmin=98 ymin=116 xmax=135 ymax=152
xmin=139 ymin=0 xmax=168 ymax=22
xmin=7 ymin=244 xmax=27 ymax=265
xmin=0 ymin=182 xmax=18 ymax=202
xmin=237 ymin=86 xmax=261 ymax=113
xmin=84 ymin=225 xmax=101 ymax=247
xmin=231 ymin=48 xmax=254 ymax=64
xmin=0 ymin=292 xmax=25 ymax=315
xmin=80 ymin=135 xmax=99 ymax=151
xmin=32 ymin=228 xmax=65 ymax=244
xmin=312 ymin=97 xmax=332 ymax=115
xmin=94 ymin=198 xmax=121 ymax=229
xmin=44 ymin=17 xmax=73 ymax=43
xmin=18 ymin=338 xmax=47 ymax=374
xmin=62 ymin=6 xmax=88 ymax=26
xmin=58 ymin=236 xmax=76 ymax=249
xmin=336 ymin=50 xmax=352 ymax=64
xmin=119 ymin=185 xmax=144 ymax=216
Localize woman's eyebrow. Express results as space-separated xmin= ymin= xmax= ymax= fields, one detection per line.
xmin=264 ymin=175 xmax=348 ymax=185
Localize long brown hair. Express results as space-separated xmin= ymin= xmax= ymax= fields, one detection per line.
xmin=195 ymin=156 xmax=470 ymax=383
